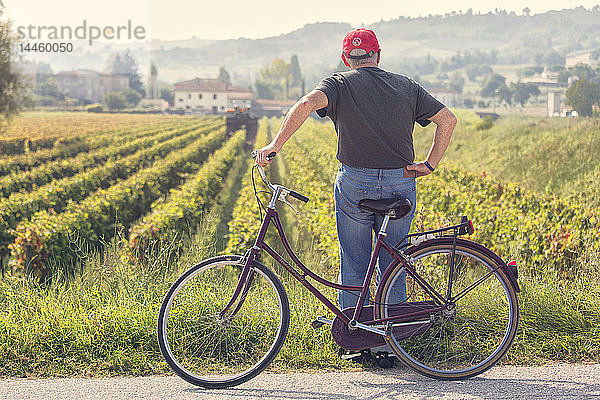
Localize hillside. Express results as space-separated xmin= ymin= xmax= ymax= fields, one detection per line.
xmin=148 ymin=7 xmax=600 ymax=85
xmin=413 ymin=111 xmax=600 ymax=207
xmin=26 ymin=7 xmax=600 ymax=88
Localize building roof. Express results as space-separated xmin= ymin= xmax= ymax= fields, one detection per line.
xmin=56 ymin=69 xmax=123 ymax=78
xmin=228 ymin=92 xmax=254 ymax=100
xmin=428 ymin=88 xmax=461 ymax=95
xmin=253 ymin=99 xmax=297 ymax=107
xmin=520 ymin=78 xmax=559 ymax=87
xmin=566 ymin=49 xmax=599 ymax=58
xmin=174 ymin=78 xmax=252 ymax=94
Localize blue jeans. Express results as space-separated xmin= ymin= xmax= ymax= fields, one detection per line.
xmin=334 ymin=163 xmax=416 ymax=310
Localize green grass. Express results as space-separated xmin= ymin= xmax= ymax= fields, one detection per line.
xmin=1 ymin=217 xmax=598 ymax=377
xmin=2 ymin=115 xmax=600 ymax=377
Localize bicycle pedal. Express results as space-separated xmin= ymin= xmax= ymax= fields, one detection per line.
xmin=340 ymin=351 xmax=362 ymax=360
xmin=311 ymin=316 xmax=332 ymax=330
xmin=311 ymin=320 xmax=325 ymax=329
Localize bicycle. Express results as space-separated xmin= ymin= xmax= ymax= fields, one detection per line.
xmin=157 ymin=152 xmax=520 ymax=389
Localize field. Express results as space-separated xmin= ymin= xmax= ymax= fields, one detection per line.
xmin=0 ymin=112 xmax=599 ymax=377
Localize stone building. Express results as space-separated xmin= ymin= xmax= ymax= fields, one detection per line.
xmin=428 ymin=88 xmax=463 ymax=108
xmin=55 ymin=69 xmax=129 ymax=103
xmin=173 ymin=78 xmax=253 ymax=113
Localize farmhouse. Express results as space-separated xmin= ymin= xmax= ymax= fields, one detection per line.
xmin=55 ymin=69 xmax=129 ymax=103
xmin=565 ymin=49 xmax=600 ymax=68
xmin=174 ymin=78 xmax=253 ymax=113
xmin=428 ymin=88 xmax=463 ymax=108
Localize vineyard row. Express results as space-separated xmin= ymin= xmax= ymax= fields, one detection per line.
xmin=0 ymin=113 xmax=191 ymax=155
xmin=7 ymin=125 xmax=232 ymax=276
xmin=268 ymin=118 xmax=600 ymax=278
xmin=0 ymin=123 xmax=227 ymax=259
xmin=0 ymin=120 xmax=221 ymax=196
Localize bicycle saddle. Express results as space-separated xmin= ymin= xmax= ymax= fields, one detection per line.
xmin=358 ymin=197 xmax=412 ymax=220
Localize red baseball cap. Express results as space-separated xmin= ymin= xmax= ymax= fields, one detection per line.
xmin=341 ymin=28 xmax=380 ymax=60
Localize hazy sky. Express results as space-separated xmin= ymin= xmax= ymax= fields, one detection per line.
xmin=6 ymin=0 xmax=600 ymax=41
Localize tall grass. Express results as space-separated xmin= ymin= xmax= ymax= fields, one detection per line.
xmin=1 ymin=206 xmax=600 ymax=377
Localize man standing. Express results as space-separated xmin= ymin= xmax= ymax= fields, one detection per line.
xmin=256 ymin=28 xmax=456 ymax=363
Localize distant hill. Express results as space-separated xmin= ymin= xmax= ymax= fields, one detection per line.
xmin=27 ymin=7 xmax=600 ymax=89
xmin=149 ymin=7 xmax=600 ymax=88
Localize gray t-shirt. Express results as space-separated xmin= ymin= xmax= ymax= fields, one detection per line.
xmin=315 ymin=67 xmax=445 ymax=169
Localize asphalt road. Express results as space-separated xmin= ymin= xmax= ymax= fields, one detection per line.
xmin=3 ymin=364 xmax=600 ymax=400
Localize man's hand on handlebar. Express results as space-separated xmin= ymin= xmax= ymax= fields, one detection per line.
xmin=254 ymin=143 xmax=279 ymax=167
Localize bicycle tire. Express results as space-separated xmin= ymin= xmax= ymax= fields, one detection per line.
xmin=157 ymin=255 xmax=290 ymax=388
xmin=376 ymin=238 xmax=519 ymax=380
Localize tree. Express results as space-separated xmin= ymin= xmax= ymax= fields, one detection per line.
xmin=0 ymin=7 xmax=31 ymax=120
xmin=35 ymin=62 xmax=54 ymax=87
xmin=254 ymin=79 xmax=276 ymax=100
xmin=523 ymin=7 xmax=531 ymax=16
xmin=158 ymin=85 xmax=173 ymax=106
xmin=107 ymin=49 xmax=145 ymax=96
xmin=480 ymin=73 xmax=508 ymax=97
xmin=465 ymin=64 xmax=492 ymax=81
xmin=541 ymin=50 xmax=564 ymax=67
xmin=253 ymin=56 xmax=305 ymax=99
xmin=496 ymin=85 xmax=514 ymax=106
xmin=218 ymin=66 xmax=231 ymax=86
xmin=103 ymin=91 xmax=127 ymax=110
xmin=123 ymin=89 xmax=142 ymax=106
xmin=566 ymin=79 xmax=600 ymax=117
xmin=148 ymin=63 xmax=158 ymax=99
xmin=255 ymin=59 xmax=285 ymax=99
xmin=448 ymin=71 xmax=465 ymax=93
xmin=511 ymin=83 xmax=540 ymax=106
xmin=289 ymin=55 xmax=303 ymax=87
xmin=570 ymin=64 xmax=596 ymax=81
xmin=36 ymin=78 xmax=64 ymax=100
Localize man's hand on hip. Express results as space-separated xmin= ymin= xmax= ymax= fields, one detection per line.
xmin=404 ymin=162 xmax=433 ymax=178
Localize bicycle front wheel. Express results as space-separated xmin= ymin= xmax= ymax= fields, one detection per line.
xmin=157 ymin=255 xmax=290 ymax=388
xmin=377 ymin=238 xmax=519 ymax=379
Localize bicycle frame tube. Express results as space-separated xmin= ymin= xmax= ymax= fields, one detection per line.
xmin=378 ymin=239 xmax=447 ymax=305
xmin=222 ymin=204 xmax=458 ymax=327
xmin=373 ymin=238 xmax=510 ymax=324
xmin=261 ymin=208 xmax=448 ymax=325
xmin=261 ymin=208 xmax=357 ymax=323
xmin=218 ymin=206 xmax=272 ymax=319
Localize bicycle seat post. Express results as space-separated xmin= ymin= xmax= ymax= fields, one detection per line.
xmin=379 ymin=214 xmax=391 ymax=236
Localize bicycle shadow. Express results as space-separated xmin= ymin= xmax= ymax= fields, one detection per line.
xmin=184 ymin=366 xmax=600 ymax=400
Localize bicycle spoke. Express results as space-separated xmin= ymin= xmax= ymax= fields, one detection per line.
xmin=380 ymin=241 xmax=518 ymax=378
xmin=158 ymin=257 xmax=289 ymax=387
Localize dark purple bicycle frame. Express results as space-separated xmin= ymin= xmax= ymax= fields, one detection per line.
xmin=220 ymin=205 xmax=447 ymax=327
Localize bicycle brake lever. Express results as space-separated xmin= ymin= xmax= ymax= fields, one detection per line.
xmin=279 ymin=190 xmax=299 ymax=215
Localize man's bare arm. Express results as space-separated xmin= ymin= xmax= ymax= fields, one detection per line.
xmin=405 ymin=107 xmax=457 ymax=177
xmin=255 ymin=90 xmax=328 ymax=166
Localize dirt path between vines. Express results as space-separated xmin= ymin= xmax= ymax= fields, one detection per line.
xmin=3 ymin=363 xmax=600 ymax=400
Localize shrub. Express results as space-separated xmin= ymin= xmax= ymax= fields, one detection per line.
xmin=476 ymin=116 xmax=494 ymax=131
xmin=85 ymin=104 xmax=103 ymax=113
xmin=103 ymin=92 xmax=127 ymax=110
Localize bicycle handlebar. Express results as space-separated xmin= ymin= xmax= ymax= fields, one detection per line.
xmin=250 ymin=151 xmax=309 ymax=204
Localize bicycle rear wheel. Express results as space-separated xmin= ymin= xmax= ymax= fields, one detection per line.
xmin=157 ymin=255 xmax=290 ymax=388
xmin=377 ymin=238 xmax=519 ymax=379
